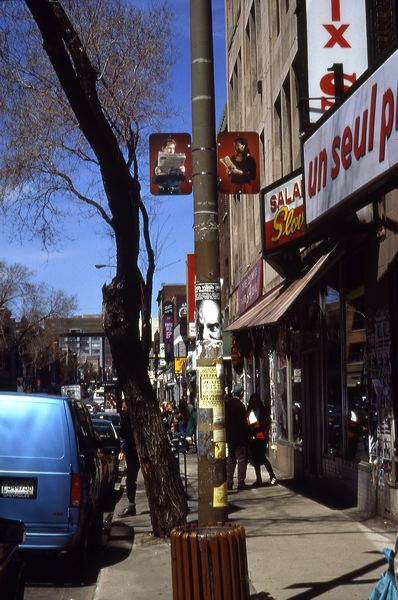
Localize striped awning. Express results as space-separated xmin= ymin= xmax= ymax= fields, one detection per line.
xmin=225 ymin=246 xmax=339 ymax=332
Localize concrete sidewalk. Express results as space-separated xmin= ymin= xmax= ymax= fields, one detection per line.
xmin=94 ymin=454 xmax=397 ymax=599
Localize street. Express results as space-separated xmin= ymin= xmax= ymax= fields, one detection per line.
xmin=23 ymin=492 xmax=133 ymax=600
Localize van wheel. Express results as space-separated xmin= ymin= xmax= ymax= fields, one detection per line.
xmin=89 ymin=509 xmax=104 ymax=550
xmin=67 ymin=526 xmax=90 ymax=579
xmin=77 ymin=527 xmax=90 ymax=562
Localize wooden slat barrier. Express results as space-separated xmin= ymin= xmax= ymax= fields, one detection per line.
xmin=170 ymin=524 xmax=250 ymax=600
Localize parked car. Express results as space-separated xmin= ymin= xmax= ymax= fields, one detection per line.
xmin=0 ymin=518 xmax=26 ymax=600
xmin=0 ymin=393 xmax=104 ymax=564
xmin=91 ymin=419 xmax=120 ymax=504
xmin=93 ymin=411 xmax=121 ymax=434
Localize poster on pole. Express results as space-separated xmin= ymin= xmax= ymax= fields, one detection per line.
xmin=217 ymin=132 xmax=260 ymax=195
xmin=149 ymin=133 xmax=192 ymax=195
xmin=195 ymin=282 xmax=221 ymax=342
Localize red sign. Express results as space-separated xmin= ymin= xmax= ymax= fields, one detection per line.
xmin=149 ymin=133 xmax=192 ymax=196
xmin=217 ymin=132 xmax=260 ymax=195
xmin=238 ymin=259 xmax=263 ymax=314
xmin=261 ymin=171 xmax=304 ymax=253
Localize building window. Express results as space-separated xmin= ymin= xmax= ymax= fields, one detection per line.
xmin=282 ymin=75 xmax=293 ymax=174
xmin=276 ymin=355 xmax=288 ymax=440
xmin=291 ymin=63 xmax=301 ymax=169
xmin=273 ymin=94 xmax=282 ymax=180
xmin=260 ymin=129 xmax=265 ymax=182
xmin=273 ymin=0 xmax=280 ymax=37
xmin=290 ymin=326 xmax=302 ymax=446
xmin=246 ymin=3 xmax=257 ymax=101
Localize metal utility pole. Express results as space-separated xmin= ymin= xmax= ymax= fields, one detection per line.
xmin=190 ymin=0 xmax=228 ymax=525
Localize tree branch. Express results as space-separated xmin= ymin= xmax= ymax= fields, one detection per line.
xmin=47 ymin=164 xmax=113 ymax=225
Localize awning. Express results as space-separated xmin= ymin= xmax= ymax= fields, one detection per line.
xmin=225 ymin=246 xmax=339 ymax=332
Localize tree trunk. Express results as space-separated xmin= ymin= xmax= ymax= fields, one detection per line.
xmin=103 ymin=277 xmax=188 ymax=537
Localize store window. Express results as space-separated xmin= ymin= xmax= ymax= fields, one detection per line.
xmin=290 ymin=326 xmax=302 ymax=445
xmin=323 ymin=282 xmax=342 ymax=456
xmin=276 ymin=355 xmax=288 ymax=440
xmin=344 ymin=254 xmax=368 ymax=461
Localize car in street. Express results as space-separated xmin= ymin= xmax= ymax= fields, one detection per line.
xmin=91 ymin=418 xmax=120 ymax=506
xmin=0 ymin=517 xmax=26 ymax=600
xmin=93 ymin=411 xmax=121 ymax=434
xmin=0 ymin=393 xmax=104 ymax=565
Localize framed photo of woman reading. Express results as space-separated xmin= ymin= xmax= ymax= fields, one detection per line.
xmin=217 ymin=131 xmax=260 ymax=195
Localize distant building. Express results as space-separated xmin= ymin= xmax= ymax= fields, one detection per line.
xmin=45 ymin=314 xmax=113 ymax=386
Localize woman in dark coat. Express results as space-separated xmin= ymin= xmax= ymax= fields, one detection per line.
xmin=247 ymin=393 xmax=277 ymax=486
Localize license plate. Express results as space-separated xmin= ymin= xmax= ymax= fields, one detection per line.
xmin=0 ymin=478 xmax=37 ymax=499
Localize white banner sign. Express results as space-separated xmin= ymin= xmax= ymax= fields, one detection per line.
xmin=306 ymin=0 xmax=368 ymax=123
xmin=304 ymin=49 xmax=398 ymax=224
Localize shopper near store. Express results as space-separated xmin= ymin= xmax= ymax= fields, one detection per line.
xmin=247 ymin=392 xmax=277 ymax=486
xmin=226 ymin=383 xmax=250 ymax=491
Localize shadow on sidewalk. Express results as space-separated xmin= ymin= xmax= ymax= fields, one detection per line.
xmin=282 ymin=554 xmax=385 ymax=599
xmin=281 ymin=478 xmax=356 ymax=510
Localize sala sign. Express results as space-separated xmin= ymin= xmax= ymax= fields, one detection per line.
xmin=261 ymin=170 xmax=304 ymax=253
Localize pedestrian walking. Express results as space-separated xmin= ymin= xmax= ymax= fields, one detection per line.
xmin=226 ymin=383 xmax=250 ymax=491
xmin=118 ymin=400 xmax=140 ymax=517
xmin=247 ymin=392 xmax=277 ymax=486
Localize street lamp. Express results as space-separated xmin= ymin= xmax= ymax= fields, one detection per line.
xmin=94 ymin=264 xmax=116 ymax=269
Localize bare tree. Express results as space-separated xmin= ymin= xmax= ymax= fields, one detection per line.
xmin=17 ymin=283 xmax=78 ymax=380
xmin=0 ymin=260 xmax=77 ymax=381
xmin=0 ymin=0 xmax=188 ymax=535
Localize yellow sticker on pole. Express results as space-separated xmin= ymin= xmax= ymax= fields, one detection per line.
xmin=214 ymin=441 xmax=226 ymax=459
xmin=198 ymin=366 xmax=223 ymax=409
xmin=213 ymin=482 xmax=228 ymax=508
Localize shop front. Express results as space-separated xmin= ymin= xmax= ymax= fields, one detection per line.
xmin=227 ymin=218 xmax=398 ymax=512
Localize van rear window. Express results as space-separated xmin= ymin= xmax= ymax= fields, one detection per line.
xmin=0 ymin=399 xmax=65 ymax=459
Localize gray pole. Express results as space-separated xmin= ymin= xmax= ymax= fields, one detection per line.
xmin=190 ymin=0 xmax=228 ymax=525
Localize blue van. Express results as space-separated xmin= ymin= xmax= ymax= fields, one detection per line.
xmin=0 ymin=393 xmax=104 ymax=560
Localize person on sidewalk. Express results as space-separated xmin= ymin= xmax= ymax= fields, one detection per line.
xmin=118 ymin=400 xmax=140 ymax=517
xmin=226 ymin=383 xmax=250 ymax=491
xmin=247 ymin=392 xmax=277 ymax=487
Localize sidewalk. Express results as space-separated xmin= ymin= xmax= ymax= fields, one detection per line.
xmin=94 ymin=454 xmax=397 ymax=599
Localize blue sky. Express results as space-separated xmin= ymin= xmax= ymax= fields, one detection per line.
xmin=0 ymin=1 xmax=226 ymax=316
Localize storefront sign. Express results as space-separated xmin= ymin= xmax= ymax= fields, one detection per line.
xmin=238 ymin=259 xmax=263 ymax=313
xmin=261 ymin=170 xmax=304 ymax=253
xmin=163 ymin=302 xmax=173 ymax=342
xmin=304 ymin=48 xmax=398 ymax=224
xmin=306 ymin=0 xmax=368 ymax=123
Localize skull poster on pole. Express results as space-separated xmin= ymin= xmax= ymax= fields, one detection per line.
xmin=195 ymin=281 xmax=222 ymax=342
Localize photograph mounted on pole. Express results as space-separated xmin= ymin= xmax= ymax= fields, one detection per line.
xmin=217 ymin=131 xmax=260 ymax=195
xmin=149 ymin=133 xmax=192 ymax=195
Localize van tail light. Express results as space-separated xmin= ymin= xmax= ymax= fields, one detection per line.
xmin=70 ymin=473 xmax=81 ymax=508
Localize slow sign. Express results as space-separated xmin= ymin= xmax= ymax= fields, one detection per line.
xmin=261 ymin=170 xmax=304 ymax=254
